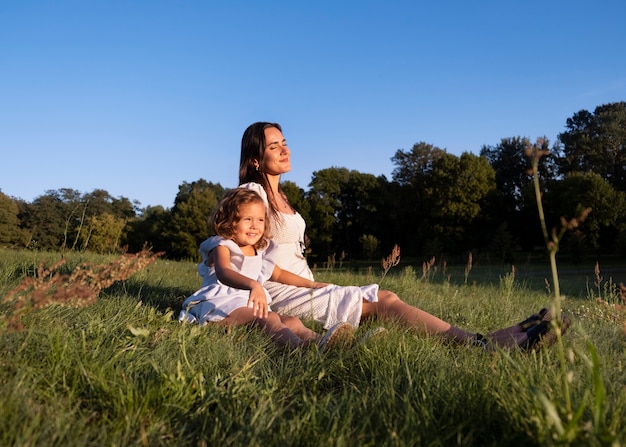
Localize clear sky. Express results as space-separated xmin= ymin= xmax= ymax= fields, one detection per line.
xmin=1 ymin=1 xmax=625 ymax=209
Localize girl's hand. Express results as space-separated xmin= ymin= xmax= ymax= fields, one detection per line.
xmin=247 ymin=283 xmax=269 ymax=318
xmin=312 ymin=281 xmax=329 ymax=288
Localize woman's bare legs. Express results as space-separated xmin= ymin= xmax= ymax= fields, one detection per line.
xmin=361 ymin=290 xmax=528 ymax=348
xmin=222 ymin=308 xmax=312 ymax=348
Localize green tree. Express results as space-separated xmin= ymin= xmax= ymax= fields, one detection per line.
xmin=376 ymin=177 xmax=419 ymax=256
xmin=307 ymin=167 xmax=350 ymax=258
xmin=542 ymin=172 xmax=626 ymax=254
xmin=18 ymin=188 xmax=139 ymax=252
xmin=556 ymin=101 xmax=626 ymax=191
xmin=79 ymin=213 xmax=127 ymax=253
xmin=337 ymin=171 xmax=380 ymax=256
xmin=124 ymin=205 xmax=171 ymax=253
xmin=424 ymin=152 xmax=497 ymax=252
xmin=82 ymin=189 xmax=138 ymax=220
xmin=165 ymin=180 xmax=226 ymax=260
xmin=480 ymin=137 xmax=559 ymax=258
xmin=391 ymin=142 xmax=446 ymax=188
xmin=19 ymin=190 xmax=77 ymax=250
xmin=359 ymin=234 xmax=379 ymax=260
xmin=390 ymin=142 xmax=447 ymax=256
xmin=306 ymin=168 xmax=380 ymax=259
xmin=391 ymin=144 xmax=496 ymax=255
xmin=481 ymin=136 xmax=557 ymax=212
xmin=0 ymin=192 xmax=28 ymax=247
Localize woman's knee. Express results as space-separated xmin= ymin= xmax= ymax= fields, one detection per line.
xmin=378 ymin=289 xmax=401 ymax=305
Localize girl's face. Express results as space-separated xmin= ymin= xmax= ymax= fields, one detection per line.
xmin=232 ymin=201 xmax=266 ymax=248
xmin=262 ymin=127 xmax=291 ymax=175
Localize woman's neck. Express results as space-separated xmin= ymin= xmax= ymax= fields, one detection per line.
xmin=266 ymin=174 xmax=280 ymax=195
xmin=266 ymin=173 xmax=294 ymax=214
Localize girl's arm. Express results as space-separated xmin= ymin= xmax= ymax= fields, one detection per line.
xmin=270 ymin=265 xmax=329 ymax=289
xmin=213 ymin=245 xmax=269 ymax=318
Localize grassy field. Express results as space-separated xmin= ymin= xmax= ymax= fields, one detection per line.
xmin=1 ymin=248 xmax=625 ymax=446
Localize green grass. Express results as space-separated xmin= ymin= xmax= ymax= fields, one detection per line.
xmin=1 ymin=249 xmax=625 ymax=446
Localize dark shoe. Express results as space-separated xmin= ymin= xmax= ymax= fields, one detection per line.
xmin=521 ymin=309 xmax=571 ymax=351
xmin=518 ymin=308 xmax=549 ymax=331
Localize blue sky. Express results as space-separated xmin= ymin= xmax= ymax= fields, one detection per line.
xmin=1 ymin=1 xmax=625 ymax=209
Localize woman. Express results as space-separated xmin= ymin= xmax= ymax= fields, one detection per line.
xmin=210 ymin=122 xmax=565 ymax=349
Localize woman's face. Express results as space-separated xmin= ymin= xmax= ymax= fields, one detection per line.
xmin=262 ymin=127 xmax=291 ymax=176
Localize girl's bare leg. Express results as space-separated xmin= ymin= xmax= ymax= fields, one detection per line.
xmin=222 ymin=308 xmax=307 ymax=348
xmin=279 ymin=314 xmax=320 ymax=343
xmin=361 ymin=290 xmax=528 ymax=348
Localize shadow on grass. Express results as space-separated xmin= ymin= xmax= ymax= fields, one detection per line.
xmin=103 ymin=281 xmax=192 ymax=316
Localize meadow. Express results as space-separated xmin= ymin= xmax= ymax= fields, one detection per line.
xmin=1 ymin=248 xmax=625 ymax=446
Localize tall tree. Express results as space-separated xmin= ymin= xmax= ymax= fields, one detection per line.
xmin=0 ymin=192 xmax=28 ymax=247
xmin=17 ymin=188 xmax=139 ymax=252
xmin=336 ymin=170 xmax=380 ymax=257
xmin=556 ymin=101 xmax=626 ymax=191
xmin=165 ymin=180 xmax=226 ymax=259
xmin=480 ymin=136 xmax=557 ymax=212
xmin=391 ymin=142 xmax=448 ymax=255
xmin=124 ymin=205 xmax=171 ymax=253
xmin=541 ymin=172 xmax=626 ymax=253
xmin=307 ymin=167 xmax=350 ymax=258
xmin=423 ymin=152 xmax=497 ymax=253
xmin=391 ymin=142 xmax=446 ymax=188
xmin=79 ymin=213 xmax=127 ymax=253
xmin=19 ymin=190 xmax=78 ymax=250
xmin=306 ymin=168 xmax=381 ymax=259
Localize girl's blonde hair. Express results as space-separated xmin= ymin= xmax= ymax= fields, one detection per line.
xmin=211 ymin=188 xmax=271 ymax=250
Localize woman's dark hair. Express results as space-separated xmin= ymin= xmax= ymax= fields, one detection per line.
xmin=211 ymin=188 xmax=270 ymax=250
xmin=239 ymin=122 xmax=285 ymax=219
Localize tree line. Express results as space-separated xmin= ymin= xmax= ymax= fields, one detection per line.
xmin=1 ymin=102 xmax=625 ymax=265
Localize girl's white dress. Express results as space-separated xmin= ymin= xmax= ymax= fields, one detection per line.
xmin=178 ymin=236 xmax=277 ymax=325
xmin=196 ymin=182 xmax=379 ymax=330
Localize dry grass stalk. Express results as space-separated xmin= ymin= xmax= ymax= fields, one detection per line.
xmin=327 ymin=253 xmax=336 ymax=271
xmin=339 ymin=250 xmax=346 ymax=269
xmin=382 ymin=244 xmax=400 ymax=272
xmin=1 ymin=249 xmax=163 ymax=331
xmin=380 ymin=244 xmax=400 ymax=284
xmin=422 ymin=256 xmax=436 ymax=280
xmin=464 ymin=252 xmax=473 ymax=285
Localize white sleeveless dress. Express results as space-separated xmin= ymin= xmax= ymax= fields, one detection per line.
xmin=208 ymin=182 xmax=380 ymax=329
xmin=179 ymin=236 xmax=277 ymax=325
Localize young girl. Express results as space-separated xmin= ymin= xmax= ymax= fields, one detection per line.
xmin=179 ymin=188 xmax=354 ymax=350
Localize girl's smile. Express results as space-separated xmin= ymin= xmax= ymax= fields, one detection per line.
xmin=232 ymin=201 xmax=266 ymax=254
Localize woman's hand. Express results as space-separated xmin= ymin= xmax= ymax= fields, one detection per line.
xmin=247 ymin=283 xmax=269 ymax=319
xmin=312 ymin=281 xmax=329 ymax=288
